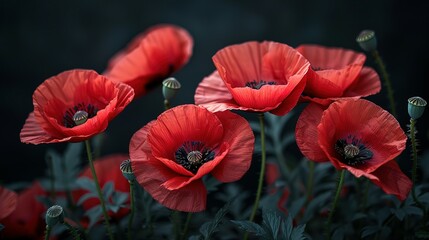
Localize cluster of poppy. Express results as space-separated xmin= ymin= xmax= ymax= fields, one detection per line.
xmin=1 ymin=23 xmax=412 ymax=237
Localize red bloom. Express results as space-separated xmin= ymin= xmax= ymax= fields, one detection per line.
xmin=295 ymin=99 xmax=411 ymax=200
xmin=195 ymin=41 xmax=310 ymax=115
xmin=129 ymin=104 xmax=255 ymax=212
xmin=0 ymin=186 xmax=17 ymax=221
xmin=296 ymin=44 xmax=381 ymax=105
xmin=104 ymin=24 xmax=193 ymax=98
xmin=73 ymin=154 xmax=130 ymax=227
xmin=20 ymin=69 xmax=134 ymax=144
xmin=2 ymin=181 xmax=47 ymax=239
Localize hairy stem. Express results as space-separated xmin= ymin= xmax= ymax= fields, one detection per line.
xmin=325 ymin=169 xmax=345 ymax=240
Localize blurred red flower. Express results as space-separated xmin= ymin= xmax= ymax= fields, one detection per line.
xmin=1 ymin=181 xmax=47 ymax=239
xmin=20 ymin=69 xmax=134 ymax=144
xmin=295 ymin=99 xmax=411 ymax=200
xmin=0 ymin=186 xmax=17 ymax=221
xmin=104 ymin=24 xmax=193 ymax=98
xmin=73 ymin=154 xmax=130 ymax=227
xmin=195 ymin=41 xmax=310 ymax=115
xmin=296 ymin=44 xmax=381 ymax=105
xmin=129 ymin=104 xmax=255 ymax=212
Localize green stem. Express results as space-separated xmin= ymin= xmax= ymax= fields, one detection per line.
xmin=164 ymin=99 xmax=171 ymax=110
xmin=60 ymin=156 xmax=75 ymax=209
xmin=62 ymin=221 xmax=81 ymax=240
xmin=243 ymin=113 xmax=266 ymax=240
xmin=410 ymin=119 xmax=426 ymax=211
xmin=47 ymin=155 xmax=56 ymax=202
xmin=44 ymin=225 xmax=51 ymax=240
xmin=127 ymin=181 xmax=135 ymax=240
xmin=172 ymin=210 xmax=182 ymax=240
xmin=180 ymin=213 xmax=193 ymax=240
xmin=84 ymin=140 xmax=115 ymax=240
xmin=306 ymin=161 xmax=315 ymax=201
xmin=372 ymin=50 xmax=397 ymax=117
xmin=325 ymin=170 xmax=345 ymax=240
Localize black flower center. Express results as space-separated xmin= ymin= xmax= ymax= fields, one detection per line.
xmin=175 ymin=141 xmax=215 ymax=174
xmin=334 ymin=135 xmax=373 ymax=166
xmin=245 ymin=80 xmax=276 ymax=90
xmin=63 ymin=102 xmax=98 ymax=128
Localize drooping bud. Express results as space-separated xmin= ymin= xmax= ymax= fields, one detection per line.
xmin=73 ymin=110 xmax=89 ymax=126
xmin=408 ymin=96 xmax=427 ymax=120
xmin=120 ymin=159 xmax=135 ymax=182
xmin=45 ymin=205 xmax=64 ymax=227
xmin=162 ymin=77 xmax=181 ymax=101
xmin=356 ymin=30 xmax=377 ymax=52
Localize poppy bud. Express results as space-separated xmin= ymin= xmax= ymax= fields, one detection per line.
xmin=408 ymin=96 xmax=427 ymax=120
xmin=45 ymin=205 xmax=64 ymax=227
xmin=120 ymin=159 xmax=135 ymax=182
xmin=356 ymin=30 xmax=377 ymax=52
xmin=162 ymin=77 xmax=181 ymax=101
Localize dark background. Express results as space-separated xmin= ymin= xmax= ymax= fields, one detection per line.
xmin=1 ymin=0 xmax=429 ymax=184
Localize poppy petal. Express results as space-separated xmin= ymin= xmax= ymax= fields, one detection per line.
xmin=104 ymin=24 xmax=193 ymax=98
xmin=296 ymin=44 xmax=366 ymax=91
xmin=295 ymin=103 xmax=329 ymax=162
xmin=148 ymin=105 xmax=224 ymax=161
xmin=0 ymin=187 xmax=17 ymax=220
xmin=361 ymin=161 xmax=412 ymax=201
xmin=133 ymin=157 xmax=207 ymax=212
xmin=343 ymin=67 xmax=381 ymax=97
xmin=210 ymin=111 xmax=255 ymax=182
xmin=194 ymin=71 xmax=244 ymax=112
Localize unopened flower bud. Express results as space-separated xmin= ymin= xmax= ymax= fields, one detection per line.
xmin=408 ymin=96 xmax=427 ymax=120
xmin=162 ymin=77 xmax=181 ymax=101
xmin=45 ymin=205 xmax=64 ymax=227
xmin=120 ymin=159 xmax=135 ymax=182
xmin=356 ymin=30 xmax=377 ymax=52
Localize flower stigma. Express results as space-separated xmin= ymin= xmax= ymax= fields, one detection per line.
xmin=175 ymin=141 xmax=215 ymax=173
xmin=334 ymin=135 xmax=373 ymax=166
xmin=63 ymin=102 xmax=98 ymax=127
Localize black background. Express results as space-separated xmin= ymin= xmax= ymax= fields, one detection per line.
xmin=1 ymin=0 xmax=429 ymax=184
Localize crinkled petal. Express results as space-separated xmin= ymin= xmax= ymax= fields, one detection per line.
xmin=360 ymin=161 xmax=412 ymax=201
xmin=148 ymin=105 xmax=224 ymax=161
xmin=318 ymin=99 xmax=407 ymax=173
xmin=295 ymin=103 xmax=329 ymax=162
xmin=0 ymin=187 xmax=17 ymax=220
xmin=343 ymin=67 xmax=381 ymax=97
xmin=210 ymin=111 xmax=255 ymax=182
xmin=104 ymin=24 xmax=193 ymax=98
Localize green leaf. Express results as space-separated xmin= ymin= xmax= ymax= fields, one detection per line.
xmin=262 ymin=208 xmax=281 ymax=239
xmin=77 ymin=192 xmax=98 ymax=205
xmin=231 ymin=220 xmax=268 ymax=239
xmin=416 ymin=230 xmax=429 ymax=239
xmin=102 ymin=181 xmax=114 ymax=200
xmin=200 ymin=200 xmax=231 ymax=239
xmin=290 ymin=224 xmax=307 ymax=240
xmin=361 ymin=226 xmax=379 ymax=238
xmin=76 ymin=177 xmax=97 ymax=192
xmin=0 ymin=224 xmax=4 ymax=231
xmin=85 ymin=205 xmax=103 ymax=229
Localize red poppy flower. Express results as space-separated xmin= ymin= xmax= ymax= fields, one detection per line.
xmin=20 ymin=69 xmax=134 ymax=144
xmin=295 ymin=99 xmax=411 ymax=200
xmin=103 ymin=24 xmax=193 ymax=98
xmin=2 ymin=181 xmax=47 ymax=239
xmin=0 ymin=186 xmax=17 ymax=221
xmin=296 ymin=44 xmax=381 ymax=105
xmin=129 ymin=104 xmax=255 ymax=212
xmin=73 ymin=154 xmax=130 ymax=227
xmin=195 ymin=41 xmax=310 ymax=115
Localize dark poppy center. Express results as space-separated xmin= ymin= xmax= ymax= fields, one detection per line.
xmin=63 ymin=102 xmax=98 ymax=128
xmin=245 ymin=80 xmax=276 ymax=90
xmin=175 ymin=141 xmax=215 ymax=173
xmin=334 ymin=135 xmax=373 ymax=166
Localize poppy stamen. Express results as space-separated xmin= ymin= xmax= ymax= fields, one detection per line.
xmin=335 ymin=135 xmax=373 ymax=166
xmin=175 ymin=141 xmax=215 ymax=173
xmin=245 ymin=80 xmax=276 ymax=90
xmin=63 ymin=103 xmax=98 ymax=128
